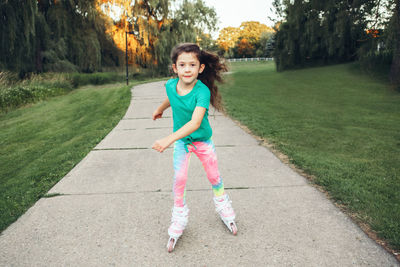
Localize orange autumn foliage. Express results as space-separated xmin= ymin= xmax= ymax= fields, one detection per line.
xmin=366 ymin=29 xmax=380 ymax=38
xmin=95 ymin=0 xmax=158 ymax=66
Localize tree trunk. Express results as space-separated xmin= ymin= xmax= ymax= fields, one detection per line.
xmin=390 ymin=0 xmax=400 ymax=91
xmin=35 ymin=39 xmax=43 ymax=73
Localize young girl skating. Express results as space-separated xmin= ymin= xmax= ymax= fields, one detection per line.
xmin=152 ymin=43 xmax=237 ymax=252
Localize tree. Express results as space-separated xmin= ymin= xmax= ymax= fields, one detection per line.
xmin=239 ymin=21 xmax=273 ymax=45
xmin=257 ymin=31 xmax=275 ymax=57
xmin=0 ymin=0 xmax=217 ymax=75
xmin=237 ymin=39 xmax=254 ymax=57
xmin=389 ymin=0 xmax=400 ymax=90
xmin=197 ymin=33 xmax=218 ymax=52
xmin=217 ymin=26 xmax=241 ymax=55
xmin=217 ymin=21 xmax=274 ymax=58
xmin=272 ymin=0 xmax=374 ymax=71
xmin=97 ymin=0 xmax=217 ymax=74
xmin=0 ymin=0 xmax=123 ymax=75
xmin=0 ymin=0 xmax=38 ymax=75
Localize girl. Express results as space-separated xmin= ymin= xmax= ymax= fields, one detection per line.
xmin=152 ymin=43 xmax=237 ymax=252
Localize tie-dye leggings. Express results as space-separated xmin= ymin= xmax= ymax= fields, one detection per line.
xmin=173 ymin=138 xmax=225 ymax=207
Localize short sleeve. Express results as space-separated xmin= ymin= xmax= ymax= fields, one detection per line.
xmin=165 ymin=78 xmax=176 ymax=98
xmin=196 ymin=87 xmax=210 ymax=110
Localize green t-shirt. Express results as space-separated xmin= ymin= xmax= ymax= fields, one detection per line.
xmin=165 ymin=78 xmax=212 ymax=146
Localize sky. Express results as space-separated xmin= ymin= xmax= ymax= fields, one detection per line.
xmin=202 ymin=0 xmax=278 ymax=37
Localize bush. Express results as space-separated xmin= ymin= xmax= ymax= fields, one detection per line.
xmin=0 ymin=69 xmax=164 ymax=113
xmin=0 ymin=72 xmax=127 ymax=113
xmin=68 ymin=72 xmax=124 ymax=88
xmin=0 ymin=84 xmax=69 ymax=112
xmin=44 ymin=60 xmax=79 ymax=73
xmin=0 ymin=72 xmax=19 ymax=87
xmin=358 ymin=50 xmax=392 ymax=77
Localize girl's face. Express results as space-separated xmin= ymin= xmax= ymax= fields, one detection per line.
xmin=172 ymin=52 xmax=205 ymax=87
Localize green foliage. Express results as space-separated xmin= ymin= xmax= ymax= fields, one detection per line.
xmin=0 ymin=85 xmax=68 ymax=112
xmin=68 ymin=72 xmax=124 ymax=88
xmin=256 ymin=31 xmax=275 ymax=57
xmin=273 ymin=0 xmax=378 ymax=71
xmin=358 ymin=44 xmax=392 ymax=77
xmin=272 ymin=0 xmax=399 ymax=85
xmin=0 ymin=72 xmax=19 ymax=87
xmin=0 ymin=72 xmax=126 ymax=112
xmin=153 ymin=0 xmax=218 ymax=75
xmin=388 ymin=0 xmax=400 ymax=90
xmin=0 ymin=0 xmax=38 ymax=75
xmin=352 ymin=1 xmax=399 ymax=88
xmin=217 ymin=22 xmax=275 ymax=58
xmin=0 ymin=0 xmax=123 ymax=75
xmin=41 ymin=38 xmax=78 ymax=72
xmin=0 ymin=73 xmax=72 ymax=112
xmin=1 ymin=0 xmax=216 ymax=77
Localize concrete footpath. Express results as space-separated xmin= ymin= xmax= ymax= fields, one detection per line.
xmin=0 ymin=81 xmax=398 ymax=266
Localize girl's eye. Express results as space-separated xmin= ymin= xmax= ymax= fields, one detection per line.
xmin=191 ymin=64 xmax=195 ymax=67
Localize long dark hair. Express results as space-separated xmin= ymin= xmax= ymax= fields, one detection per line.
xmin=171 ymin=43 xmax=228 ymax=111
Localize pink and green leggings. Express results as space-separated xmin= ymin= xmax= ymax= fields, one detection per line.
xmin=173 ymin=138 xmax=225 ymax=207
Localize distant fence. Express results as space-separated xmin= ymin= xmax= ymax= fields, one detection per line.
xmin=227 ymin=57 xmax=274 ymax=62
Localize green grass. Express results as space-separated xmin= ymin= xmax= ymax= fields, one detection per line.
xmin=221 ymin=61 xmax=400 ymax=250
xmin=0 ymin=71 xmax=158 ymax=112
xmin=0 ymin=79 xmax=162 ymax=233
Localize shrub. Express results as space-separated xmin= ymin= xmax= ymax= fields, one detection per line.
xmin=0 ymin=72 xmax=126 ymax=113
xmin=68 ymin=72 xmax=124 ymax=88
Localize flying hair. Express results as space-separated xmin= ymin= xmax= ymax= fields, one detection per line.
xmin=171 ymin=43 xmax=228 ymax=111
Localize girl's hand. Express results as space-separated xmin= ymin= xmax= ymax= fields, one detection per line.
xmin=152 ymin=109 xmax=163 ymax=120
xmin=152 ymin=136 xmax=174 ymax=153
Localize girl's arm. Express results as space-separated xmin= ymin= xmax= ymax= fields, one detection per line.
xmin=152 ymin=97 xmax=170 ymax=120
xmin=152 ymin=107 xmax=206 ymax=153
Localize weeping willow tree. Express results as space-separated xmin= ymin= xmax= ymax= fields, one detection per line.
xmin=39 ymin=0 xmax=124 ymax=73
xmin=272 ymin=0 xmax=399 ymax=89
xmin=154 ymin=0 xmax=217 ymax=74
xmin=0 ymin=0 xmax=123 ymax=75
xmin=98 ymin=0 xmax=217 ymax=75
xmin=0 ymin=0 xmax=38 ymax=75
xmin=1 ymin=0 xmax=216 ymax=76
xmin=389 ymin=0 xmax=400 ymax=90
xmin=272 ymin=0 xmax=373 ymax=71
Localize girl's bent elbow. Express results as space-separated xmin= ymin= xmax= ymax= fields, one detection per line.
xmin=193 ymin=121 xmax=201 ymax=129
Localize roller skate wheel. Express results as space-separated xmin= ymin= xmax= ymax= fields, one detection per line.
xmin=230 ymin=223 xmax=238 ymax=235
xmin=167 ymin=238 xmax=176 ymax=253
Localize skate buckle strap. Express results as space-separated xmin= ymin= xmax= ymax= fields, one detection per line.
xmin=171 ymin=207 xmax=189 ymax=225
xmin=215 ymin=198 xmax=233 ymax=213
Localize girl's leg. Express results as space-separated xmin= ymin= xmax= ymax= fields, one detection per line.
xmin=193 ymin=139 xmax=237 ymax=234
xmin=173 ymin=140 xmax=192 ymax=207
xmin=193 ymin=139 xmax=225 ymax=197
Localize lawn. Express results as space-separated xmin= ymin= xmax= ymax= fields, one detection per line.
xmin=220 ymin=61 xmax=400 ymax=251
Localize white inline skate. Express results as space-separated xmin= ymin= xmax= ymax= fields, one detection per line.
xmin=214 ymin=194 xmax=237 ymax=235
xmin=167 ymin=205 xmax=189 ymax=252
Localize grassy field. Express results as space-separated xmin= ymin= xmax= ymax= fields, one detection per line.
xmin=0 ymin=80 xmax=160 ymax=233
xmin=220 ymin=61 xmax=400 ymax=251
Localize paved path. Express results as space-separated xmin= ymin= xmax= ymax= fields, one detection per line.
xmin=0 ymin=81 xmax=398 ymax=266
